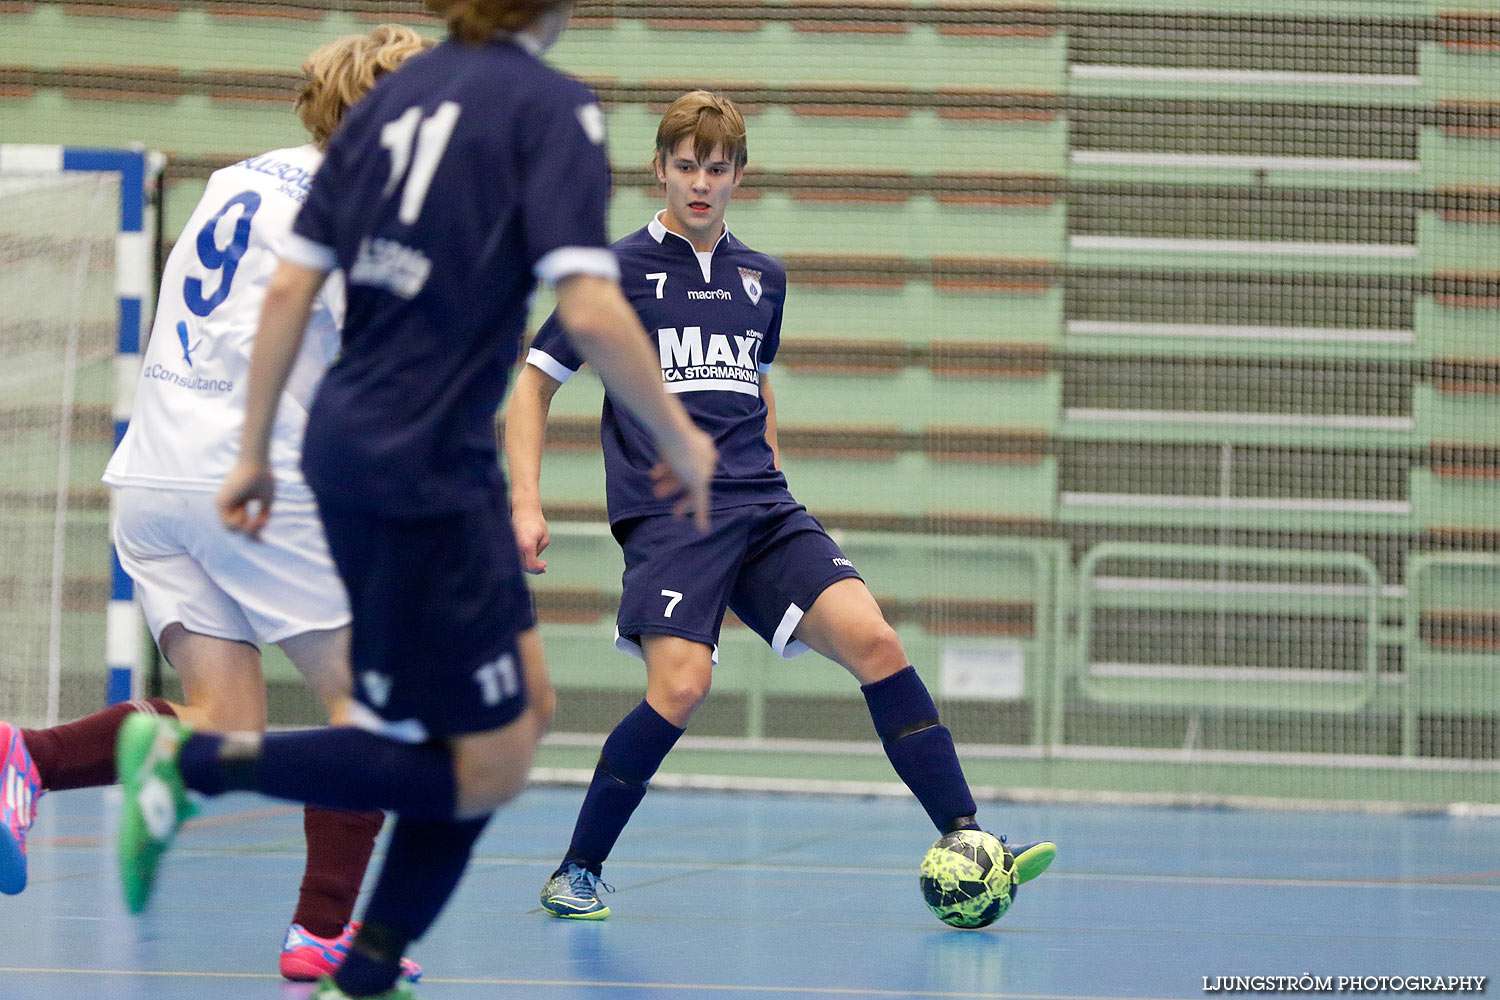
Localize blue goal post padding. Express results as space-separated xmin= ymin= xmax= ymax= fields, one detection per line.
xmin=0 ymin=144 xmax=163 ymax=709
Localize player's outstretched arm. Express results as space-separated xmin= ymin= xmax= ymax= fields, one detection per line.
xmin=504 ymin=364 xmax=562 ymax=573
xmin=553 ymin=273 xmax=717 ymax=530
xmin=217 ymin=260 xmax=327 ymax=538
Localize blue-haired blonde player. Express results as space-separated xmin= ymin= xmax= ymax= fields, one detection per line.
xmin=111 ymin=2 xmax=716 ymax=998
xmin=505 ymin=91 xmax=1056 ymax=922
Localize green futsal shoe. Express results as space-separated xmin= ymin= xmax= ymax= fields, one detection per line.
xmin=116 ymin=713 xmax=197 ymax=914
xmin=1004 ymin=838 xmax=1057 ymax=900
xmin=312 ymin=975 xmax=419 ymax=999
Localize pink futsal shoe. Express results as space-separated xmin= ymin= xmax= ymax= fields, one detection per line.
xmin=0 ymin=721 xmax=42 ymax=894
xmin=280 ymin=922 xmax=422 ymax=983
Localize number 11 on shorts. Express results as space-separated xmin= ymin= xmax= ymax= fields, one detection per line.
xmin=473 ymin=653 xmax=519 ymax=706
xmin=661 ymin=590 xmax=683 ymax=618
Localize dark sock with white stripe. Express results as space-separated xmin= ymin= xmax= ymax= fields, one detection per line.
xmin=560 ymin=700 xmax=684 ymax=874
xmin=862 ymin=666 xmax=978 ymax=832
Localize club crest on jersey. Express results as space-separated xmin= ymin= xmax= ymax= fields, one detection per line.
xmin=738 ymin=267 xmax=763 ymax=305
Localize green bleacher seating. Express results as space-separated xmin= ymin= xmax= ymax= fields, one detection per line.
xmin=4 ymin=0 xmax=1498 ymax=769
xmin=1401 ymin=552 xmax=1500 ymax=755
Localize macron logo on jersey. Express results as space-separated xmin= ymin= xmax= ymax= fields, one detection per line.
xmin=657 ymin=326 xmax=762 ymax=396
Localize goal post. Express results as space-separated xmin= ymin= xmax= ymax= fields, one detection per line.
xmin=0 ymin=144 xmax=162 ymax=724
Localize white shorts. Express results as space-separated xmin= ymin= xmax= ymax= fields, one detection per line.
xmin=112 ymin=486 xmax=350 ymax=645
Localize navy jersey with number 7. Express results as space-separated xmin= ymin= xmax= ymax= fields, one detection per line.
xmin=528 ymin=214 xmax=792 ymax=524
xmin=282 ymin=36 xmax=618 ymax=518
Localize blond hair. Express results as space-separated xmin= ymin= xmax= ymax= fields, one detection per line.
xmin=297 ymin=24 xmax=432 ymax=149
xmin=424 ymin=0 xmax=561 ymax=45
xmin=654 ymin=91 xmax=748 ymax=171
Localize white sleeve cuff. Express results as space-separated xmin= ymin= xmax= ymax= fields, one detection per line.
xmin=281 ymin=232 xmax=338 ymax=273
xmin=526 ymin=348 xmax=576 ymax=384
xmin=535 ymin=246 xmax=619 ymax=286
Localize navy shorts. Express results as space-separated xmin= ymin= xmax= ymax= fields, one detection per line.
xmin=612 ymin=502 xmax=862 ymax=661
xmin=318 ymin=492 xmax=536 ymax=741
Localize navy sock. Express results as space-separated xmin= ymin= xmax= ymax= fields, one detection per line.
xmin=335 ymin=815 xmax=490 ymax=997
xmin=178 ymin=728 xmax=457 ymax=819
xmin=334 ymin=920 xmax=409 ymax=998
xmin=562 ymin=700 xmax=683 ymax=871
xmin=862 ymin=666 xmax=977 ymax=832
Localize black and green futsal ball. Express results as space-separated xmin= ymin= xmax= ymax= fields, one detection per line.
xmin=919 ymin=830 xmax=1015 ymax=928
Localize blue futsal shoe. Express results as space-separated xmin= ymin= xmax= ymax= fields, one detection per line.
xmin=540 ymin=862 xmax=614 ymax=919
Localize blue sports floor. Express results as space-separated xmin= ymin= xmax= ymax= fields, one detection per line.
xmin=3 ymin=784 xmax=1497 ymax=999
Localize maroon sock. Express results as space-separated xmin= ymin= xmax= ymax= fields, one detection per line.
xmin=21 ymin=698 xmax=177 ymax=791
xmin=294 ymin=806 xmax=384 ymax=939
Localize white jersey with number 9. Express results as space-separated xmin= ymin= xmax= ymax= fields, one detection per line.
xmin=104 ymin=143 xmax=344 ymax=504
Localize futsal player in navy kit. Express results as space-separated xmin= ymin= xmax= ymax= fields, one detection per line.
xmin=506 ymin=91 xmax=1056 ymax=921
xmin=113 ymin=3 xmax=714 ymax=998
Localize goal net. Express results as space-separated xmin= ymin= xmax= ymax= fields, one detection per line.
xmin=0 ymin=149 xmax=155 ymax=728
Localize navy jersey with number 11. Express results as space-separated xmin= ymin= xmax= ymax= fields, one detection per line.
xmin=528 ymin=214 xmax=793 ymax=524
xmin=282 ymin=36 xmax=618 ymax=518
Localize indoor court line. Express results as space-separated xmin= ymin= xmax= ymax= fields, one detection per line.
xmin=0 ymin=968 xmax=1180 ymax=1000
xmin=34 ymin=843 xmax=1500 ymax=892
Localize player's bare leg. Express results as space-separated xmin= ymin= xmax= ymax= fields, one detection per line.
xmin=280 ymin=626 xmax=356 ymax=725
xmin=795 ymin=580 xmax=1055 ymax=890
xmin=642 ymin=635 xmax=714 ymax=727
xmin=791 ymin=578 xmax=907 ymax=685
xmin=161 ymin=624 xmax=268 ymax=730
xmin=540 ymin=634 xmax=708 ymax=919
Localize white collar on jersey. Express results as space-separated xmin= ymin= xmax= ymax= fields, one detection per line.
xmin=497 ymin=30 xmax=546 ymax=57
xmin=648 ymin=210 xmax=730 ymax=282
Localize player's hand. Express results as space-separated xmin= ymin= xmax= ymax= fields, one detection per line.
xmin=216 ymin=459 xmax=276 ymax=540
xmin=651 ymin=426 xmax=716 ymax=532
xmin=512 ymin=508 xmax=550 ymax=574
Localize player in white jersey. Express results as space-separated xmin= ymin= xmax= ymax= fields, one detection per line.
xmin=0 ymin=26 xmax=427 ymax=983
